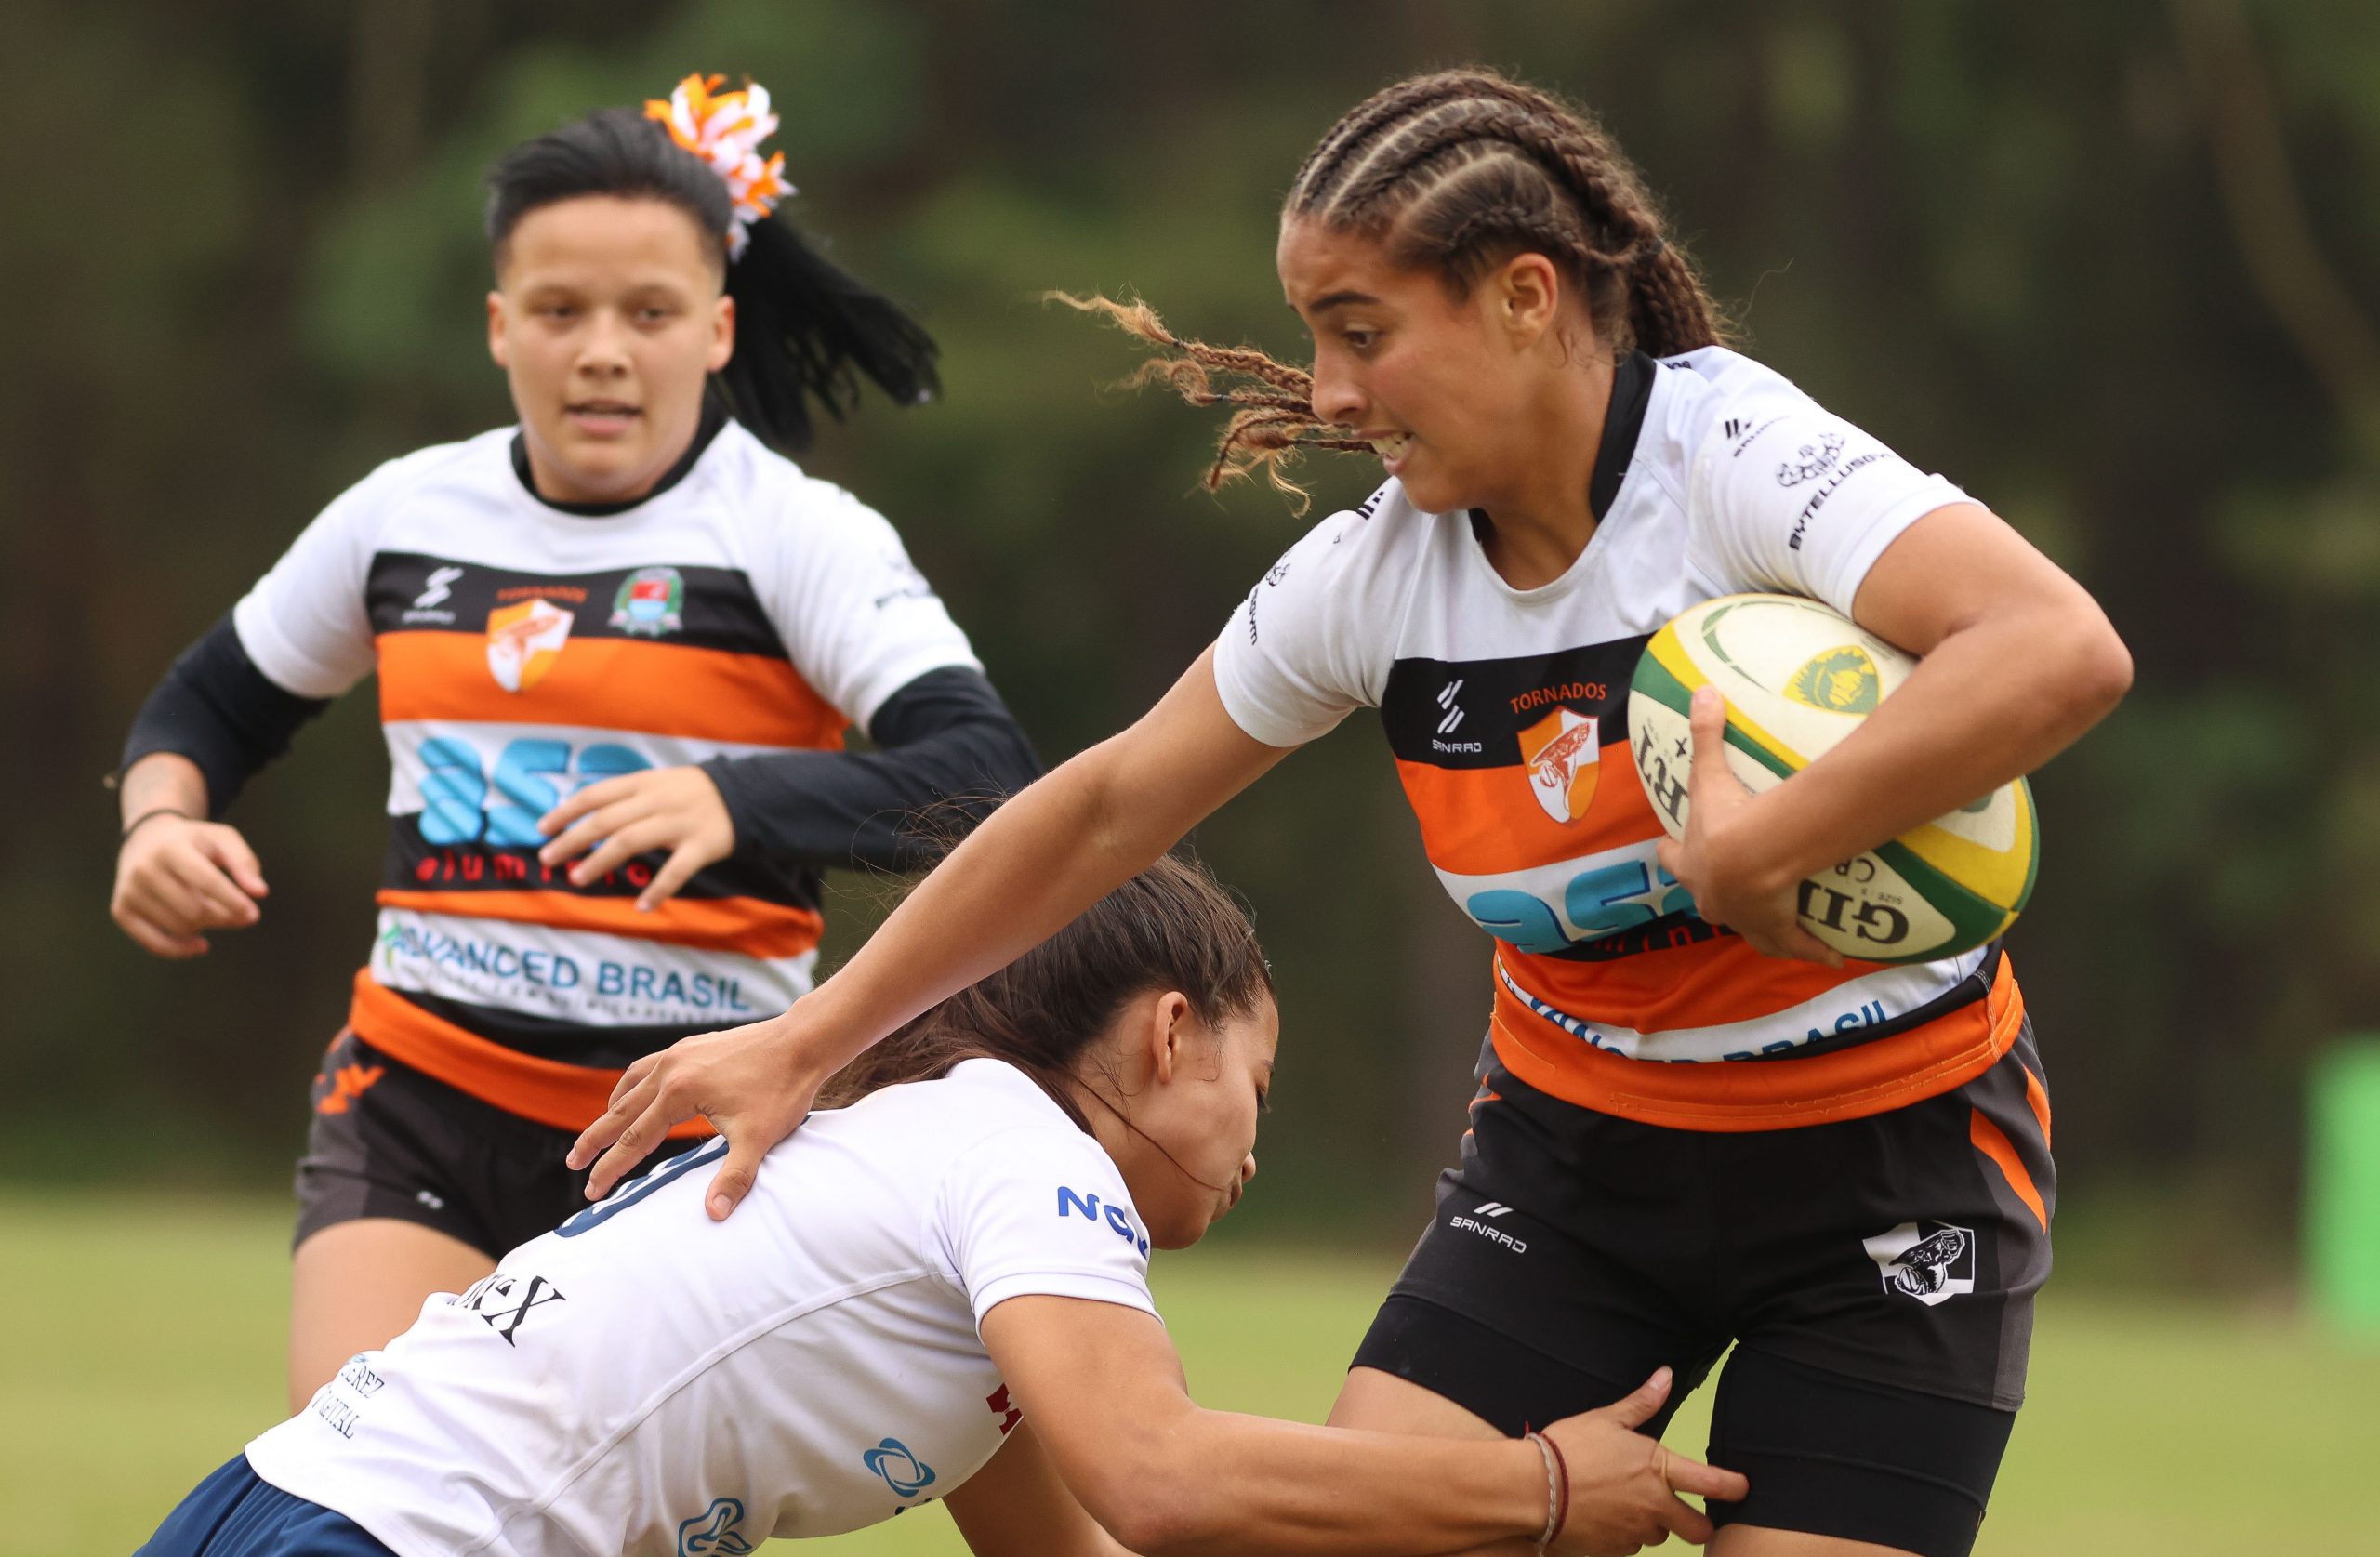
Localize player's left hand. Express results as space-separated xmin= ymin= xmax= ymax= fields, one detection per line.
xmin=537 ymin=765 xmax=734 ymax=912
xmin=1655 ymin=686 xmax=1841 ymax=967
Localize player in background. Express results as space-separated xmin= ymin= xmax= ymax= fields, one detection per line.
xmin=137 ymin=854 xmax=1748 ymax=1557
xmin=568 ymin=70 xmax=2133 ymax=1557
xmin=109 ymin=76 xmax=1041 ymax=1409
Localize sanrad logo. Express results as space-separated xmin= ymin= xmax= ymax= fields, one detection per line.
xmin=486 ymin=599 xmax=573 ymax=693
xmin=1520 ymin=707 xmax=1600 ymax=824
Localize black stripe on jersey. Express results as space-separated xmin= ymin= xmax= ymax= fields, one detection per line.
xmin=1379 ymin=637 xmax=1649 ymax=770
xmin=365 ymin=551 xmax=787 ymax=659
xmin=385 ymin=822 xmax=825 ymax=915
xmin=390 ymin=987 xmax=739 ymax=1068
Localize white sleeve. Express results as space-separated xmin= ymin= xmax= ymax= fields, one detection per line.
xmin=1210 ymin=496 xmax=1405 ymax=748
xmin=937 ymin=1126 xmax=1157 ymax=1327
xmin=761 ymin=482 xmax=982 ymax=733
xmin=228 ymin=464 xmax=390 ymax=698
xmin=1686 ymin=392 xmax=1971 ymax=619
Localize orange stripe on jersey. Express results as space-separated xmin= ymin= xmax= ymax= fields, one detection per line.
xmin=1505 ymin=934 xmax=1887 ymax=1039
xmin=1490 ymin=954 xmax=2026 ymax=1130
xmin=2021 ymin=1062 xmax=2053 ymax=1148
xmin=377 ymin=631 xmax=847 ymax=749
xmin=1395 ymin=755 xmax=1656 ymax=876
xmin=349 ymin=973 xmax=716 ymax=1137
xmin=1970 ymin=1107 xmax=2048 ymax=1229
xmin=377 ymin=888 xmax=823 ymax=959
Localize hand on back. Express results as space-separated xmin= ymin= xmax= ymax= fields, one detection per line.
xmin=111 ymin=813 xmax=269 ymax=958
xmin=1542 ymin=1368 xmax=1749 ymax=1555
xmin=567 ymin=1011 xmax=818 ymax=1213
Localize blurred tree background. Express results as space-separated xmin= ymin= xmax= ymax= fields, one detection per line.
xmin=6 ymin=0 xmax=2375 ymax=1291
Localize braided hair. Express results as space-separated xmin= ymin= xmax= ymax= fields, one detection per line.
xmin=1071 ymin=68 xmax=1725 ymax=503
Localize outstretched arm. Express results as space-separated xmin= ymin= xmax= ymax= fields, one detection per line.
xmin=978 ymin=1296 xmax=1745 ymax=1557
xmin=569 ymin=647 xmax=1293 ymax=1207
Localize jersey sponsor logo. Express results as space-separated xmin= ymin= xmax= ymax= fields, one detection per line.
xmin=1461 ymin=850 xmax=1695 ymax=956
xmin=862 ymin=1437 xmax=937 ymax=1498
xmin=1056 ymin=1184 xmax=1150 ymax=1257
xmin=985 ymin=1384 xmax=1023 ymax=1436
xmin=1448 ymin=1200 xmax=1527 ymax=1253
xmin=486 ymin=598 xmax=574 ymax=693
xmin=403 ymin=564 xmax=465 ymax=624
xmin=1520 ymin=707 xmax=1600 ymax=825
xmin=611 ymin=565 xmax=686 ymax=638
xmin=1774 ymin=429 xmax=1845 ymax=487
xmin=456 ymin=1272 xmax=567 ymax=1343
xmin=415 ymin=733 xmax=652 ymax=848
xmin=1785 ymin=450 xmax=1886 ymax=552
xmin=675 ymin=1497 xmax=756 ymax=1556
xmin=1864 ymin=1221 xmax=1977 ymax=1305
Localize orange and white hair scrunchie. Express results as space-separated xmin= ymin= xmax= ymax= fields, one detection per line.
xmin=645 ymin=73 xmax=795 ymax=259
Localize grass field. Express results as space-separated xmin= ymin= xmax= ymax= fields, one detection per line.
xmin=11 ymin=1191 xmax=2374 ymax=1556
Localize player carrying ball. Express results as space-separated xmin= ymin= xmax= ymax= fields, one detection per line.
xmin=137 ymin=854 xmax=1746 ymax=1557
xmin=110 ymin=76 xmax=1040 ymax=1410
xmin=572 ymin=69 xmax=2133 ymax=1557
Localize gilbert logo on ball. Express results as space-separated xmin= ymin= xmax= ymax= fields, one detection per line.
xmin=1626 ymin=593 xmax=2038 ymax=963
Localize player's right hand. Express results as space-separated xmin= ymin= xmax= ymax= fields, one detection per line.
xmin=1543 ymin=1368 xmax=1749 ymax=1555
xmin=566 ymin=1012 xmax=822 ymax=1217
xmin=111 ymin=815 xmax=269 ymax=958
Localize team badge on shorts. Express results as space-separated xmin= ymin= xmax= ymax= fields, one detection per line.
xmin=1520 ymin=706 xmax=1600 ymax=824
xmin=486 ymin=598 xmax=573 ymax=693
xmin=611 ymin=565 xmax=685 ymax=638
xmin=1864 ymin=1220 xmax=1977 ymax=1306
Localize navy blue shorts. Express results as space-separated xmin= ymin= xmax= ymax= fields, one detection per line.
xmin=137 ymin=1455 xmax=391 ymax=1557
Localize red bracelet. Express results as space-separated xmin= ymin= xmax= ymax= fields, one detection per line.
xmin=1526 ymin=1431 xmax=1570 ymax=1550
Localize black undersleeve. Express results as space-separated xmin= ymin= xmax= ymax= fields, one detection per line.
xmin=120 ymin=614 xmax=329 ymax=814
xmin=701 ymin=665 xmax=1041 ymax=871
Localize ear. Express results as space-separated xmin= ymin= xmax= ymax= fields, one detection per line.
xmin=486 ymin=290 xmax=510 ymax=370
xmin=1145 ymin=991 xmax=1194 ymax=1086
xmin=707 ymin=292 xmax=735 ymax=373
xmin=1488 ymin=251 xmax=1564 ymax=350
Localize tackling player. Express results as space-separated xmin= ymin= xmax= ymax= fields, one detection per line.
xmin=137 ymin=855 xmax=1746 ymax=1557
xmin=109 ymin=76 xmax=1041 ymax=1409
xmin=567 ymin=69 xmax=2131 ymax=1557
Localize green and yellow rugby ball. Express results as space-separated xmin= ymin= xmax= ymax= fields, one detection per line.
xmin=1627 ymin=593 xmax=2037 ymax=964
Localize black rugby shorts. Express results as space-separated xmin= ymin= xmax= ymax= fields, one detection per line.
xmin=1352 ymin=1025 xmax=2054 ymax=1557
xmin=293 ymin=1030 xmax=704 ymax=1260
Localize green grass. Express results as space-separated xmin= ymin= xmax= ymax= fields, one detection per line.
xmin=12 ymin=1191 xmax=2375 ymax=1555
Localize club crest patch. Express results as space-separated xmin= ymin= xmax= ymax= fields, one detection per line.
xmin=1520 ymin=706 xmax=1600 ymax=825
xmin=1864 ymin=1220 xmax=1977 ymax=1306
xmin=486 ymin=598 xmax=573 ymax=693
xmin=611 ymin=565 xmax=685 ymax=638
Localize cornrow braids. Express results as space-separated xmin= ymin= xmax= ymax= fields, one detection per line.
xmin=1055 ymin=70 xmax=1725 ymax=509
xmin=1046 ymin=293 xmax=1369 ymax=512
xmin=1289 ymin=68 xmax=1724 ymax=359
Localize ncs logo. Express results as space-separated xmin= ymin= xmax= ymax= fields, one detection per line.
xmin=1057 ymin=1186 xmax=1149 ymax=1257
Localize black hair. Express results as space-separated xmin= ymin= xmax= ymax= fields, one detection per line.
xmin=484 ymin=106 xmax=938 ymax=454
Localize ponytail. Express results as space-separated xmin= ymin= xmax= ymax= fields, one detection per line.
xmin=484 ymin=76 xmax=936 ymax=455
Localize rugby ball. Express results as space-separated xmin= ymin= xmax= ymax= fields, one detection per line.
xmin=1627 ymin=593 xmax=2036 ymax=964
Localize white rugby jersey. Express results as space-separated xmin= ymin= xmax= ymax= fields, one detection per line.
xmin=1213 ymin=346 xmax=2028 ymax=1130
xmin=231 ymin=418 xmax=977 ymax=1129
xmin=245 ymin=1059 xmax=1157 ymax=1554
